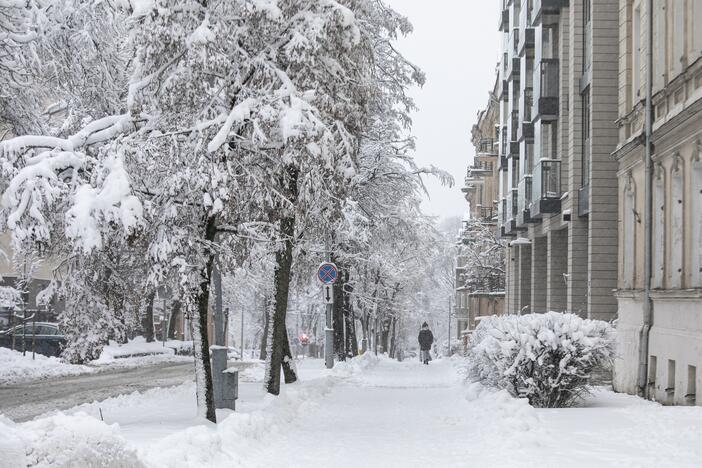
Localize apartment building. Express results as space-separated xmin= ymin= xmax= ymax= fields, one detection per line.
xmin=456 ymin=78 xmax=506 ymax=339
xmin=613 ymin=0 xmax=702 ymax=406
xmin=496 ymin=0 xmax=619 ymax=321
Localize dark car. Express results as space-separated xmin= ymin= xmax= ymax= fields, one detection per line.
xmin=0 ymin=322 xmax=65 ymax=357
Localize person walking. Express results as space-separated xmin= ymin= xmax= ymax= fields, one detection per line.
xmin=418 ymin=322 xmax=434 ymax=365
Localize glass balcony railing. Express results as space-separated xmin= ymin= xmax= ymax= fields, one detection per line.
xmin=517 ymin=175 xmax=533 ymax=212
xmin=532 ymin=0 xmax=568 ymax=26
xmin=533 ymin=59 xmax=559 ymax=120
xmin=539 ymin=59 xmax=559 ymax=98
xmin=532 ymin=159 xmax=561 ymax=201
xmin=510 ymin=110 xmax=519 ymax=142
xmin=529 ymin=159 xmax=562 ymax=217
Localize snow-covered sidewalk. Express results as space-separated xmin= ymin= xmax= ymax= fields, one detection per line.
xmin=3 ymin=355 xmax=702 ymax=467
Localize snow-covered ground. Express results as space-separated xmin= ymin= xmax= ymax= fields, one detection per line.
xmin=0 ymin=338 xmax=192 ymax=385
xmin=0 ymin=347 xmax=94 ymax=386
xmin=2 ymin=355 xmax=702 ymax=467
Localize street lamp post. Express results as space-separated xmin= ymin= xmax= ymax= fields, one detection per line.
xmin=447 ymin=296 xmax=452 ymax=357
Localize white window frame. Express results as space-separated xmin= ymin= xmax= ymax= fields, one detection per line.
xmin=623 ymin=174 xmax=637 ymax=290
xmin=692 ymin=143 xmax=702 ymax=287
xmin=669 ymin=155 xmax=684 ymax=289
xmin=653 ymin=163 xmax=666 ymax=289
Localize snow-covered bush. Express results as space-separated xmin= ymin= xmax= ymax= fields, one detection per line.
xmin=465 ymin=312 xmax=615 ymax=408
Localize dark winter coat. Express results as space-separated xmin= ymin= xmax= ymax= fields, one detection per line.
xmin=418 ymin=329 xmax=434 ymax=351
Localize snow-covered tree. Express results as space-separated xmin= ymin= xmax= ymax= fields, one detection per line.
xmin=457 ymin=219 xmax=505 ymax=293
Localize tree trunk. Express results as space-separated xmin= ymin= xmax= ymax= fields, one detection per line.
xmin=191 ymin=215 xmax=217 ymax=423
xmin=168 ymin=300 xmax=180 ymax=340
xmin=265 ymin=164 xmax=299 ymax=396
xmin=389 ymin=316 xmax=397 ymax=358
xmin=142 ymin=291 xmax=155 ymax=343
xmin=259 ymin=297 xmax=269 ymax=361
xmin=343 ymin=275 xmax=358 ymax=358
xmin=332 ymin=256 xmax=346 ymax=361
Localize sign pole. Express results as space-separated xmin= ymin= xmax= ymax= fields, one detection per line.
xmin=322 ymin=242 xmax=335 ymax=370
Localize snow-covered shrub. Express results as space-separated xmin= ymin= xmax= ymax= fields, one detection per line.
xmin=465 ymin=312 xmax=615 ymax=408
xmin=0 ymin=285 xmax=20 ymax=308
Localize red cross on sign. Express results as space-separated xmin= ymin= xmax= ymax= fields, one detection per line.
xmin=317 ymin=262 xmax=338 ymax=285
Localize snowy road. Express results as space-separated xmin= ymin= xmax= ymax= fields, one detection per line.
xmin=0 ymin=361 xmax=193 ymax=422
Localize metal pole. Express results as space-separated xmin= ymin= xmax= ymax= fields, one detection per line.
xmin=324 ymin=240 xmax=334 ymax=369
xmin=22 ymin=299 xmax=26 ymax=357
xmin=213 ymin=259 xmax=225 ymax=347
xmin=32 ymin=311 xmax=36 ymax=360
xmin=240 ymin=307 xmax=244 ymax=360
xmin=448 ymin=296 xmax=451 ymax=357
xmin=638 ymin=0 xmax=654 ymax=398
xmin=163 ymin=298 xmax=167 ymax=348
xmin=10 ymin=308 xmax=15 ymax=351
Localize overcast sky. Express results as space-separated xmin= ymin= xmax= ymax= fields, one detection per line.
xmin=383 ymin=0 xmax=500 ymax=221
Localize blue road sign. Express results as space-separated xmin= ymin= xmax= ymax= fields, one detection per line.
xmin=317 ymin=262 xmax=339 ymax=285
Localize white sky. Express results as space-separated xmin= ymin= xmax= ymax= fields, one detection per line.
xmin=384 ymin=0 xmax=500 ymax=221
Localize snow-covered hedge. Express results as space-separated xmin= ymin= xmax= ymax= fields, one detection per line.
xmin=465 ymin=312 xmax=615 ymax=408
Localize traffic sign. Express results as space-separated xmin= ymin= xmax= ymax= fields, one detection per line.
xmin=317 ymin=262 xmax=338 ymax=285
xmin=322 ymin=284 xmax=334 ymax=305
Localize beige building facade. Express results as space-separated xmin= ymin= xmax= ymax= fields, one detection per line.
xmin=456 ymin=74 xmax=506 ymax=339
xmin=496 ymin=0 xmax=620 ymax=321
xmin=613 ymin=0 xmax=702 ymax=406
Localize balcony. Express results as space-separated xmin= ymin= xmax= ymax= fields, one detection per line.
xmin=499 ymin=8 xmax=509 ymax=31
xmin=532 ymin=0 xmax=569 ymax=26
xmin=518 ymin=28 xmax=535 ymax=56
xmin=530 ymin=159 xmax=562 ymax=217
xmin=516 ymin=175 xmax=537 ymax=226
xmin=507 ymin=57 xmax=521 ymax=80
xmin=477 ymin=138 xmax=497 ymax=155
xmin=480 ymin=206 xmax=495 ymax=221
xmin=499 ymin=79 xmax=509 ymax=101
xmin=533 ymin=59 xmax=559 ymax=122
xmin=518 ymin=88 xmax=534 ymax=141
xmin=503 ymin=189 xmax=524 ymax=235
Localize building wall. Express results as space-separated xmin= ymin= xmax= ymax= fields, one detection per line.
xmin=613 ymin=0 xmax=702 ymax=405
xmin=495 ymin=0 xmax=619 ymax=320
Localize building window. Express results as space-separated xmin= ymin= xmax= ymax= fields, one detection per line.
xmin=669 ymin=156 xmax=684 ymax=289
xmin=632 ymin=6 xmax=642 ymax=103
xmin=692 ymin=144 xmax=702 ymax=288
xmin=623 ymin=173 xmax=636 ymax=289
xmin=653 ymin=0 xmax=667 ymax=90
xmin=667 ymin=359 xmax=677 ymax=403
xmin=582 ymin=88 xmax=591 ymax=187
xmin=687 ymin=365 xmax=697 ymax=405
xmin=672 ymin=0 xmax=685 ymax=75
xmin=653 ymin=163 xmax=665 ymax=289
xmin=583 ymin=0 xmax=591 ymax=73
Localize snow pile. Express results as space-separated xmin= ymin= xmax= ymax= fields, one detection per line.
xmin=464 ymin=382 xmax=548 ymax=450
xmin=0 ymin=413 xmax=144 ymax=468
xmin=227 ymin=361 xmax=265 ymax=383
xmin=0 ymin=347 xmax=94 ymax=385
xmin=465 ymin=312 xmax=615 ymax=408
xmin=93 ymin=337 xmax=193 ymax=364
xmin=331 ymin=351 xmax=381 ymax=379
xmin=140 ymin=379 xmax=336 ymax=467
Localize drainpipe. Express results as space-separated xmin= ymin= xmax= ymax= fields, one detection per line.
xmin=637 ymin=0 xmax=654 ymax=398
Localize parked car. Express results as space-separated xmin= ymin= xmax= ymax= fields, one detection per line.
xmin=0 ymin=322 xmax=65 ymax=357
